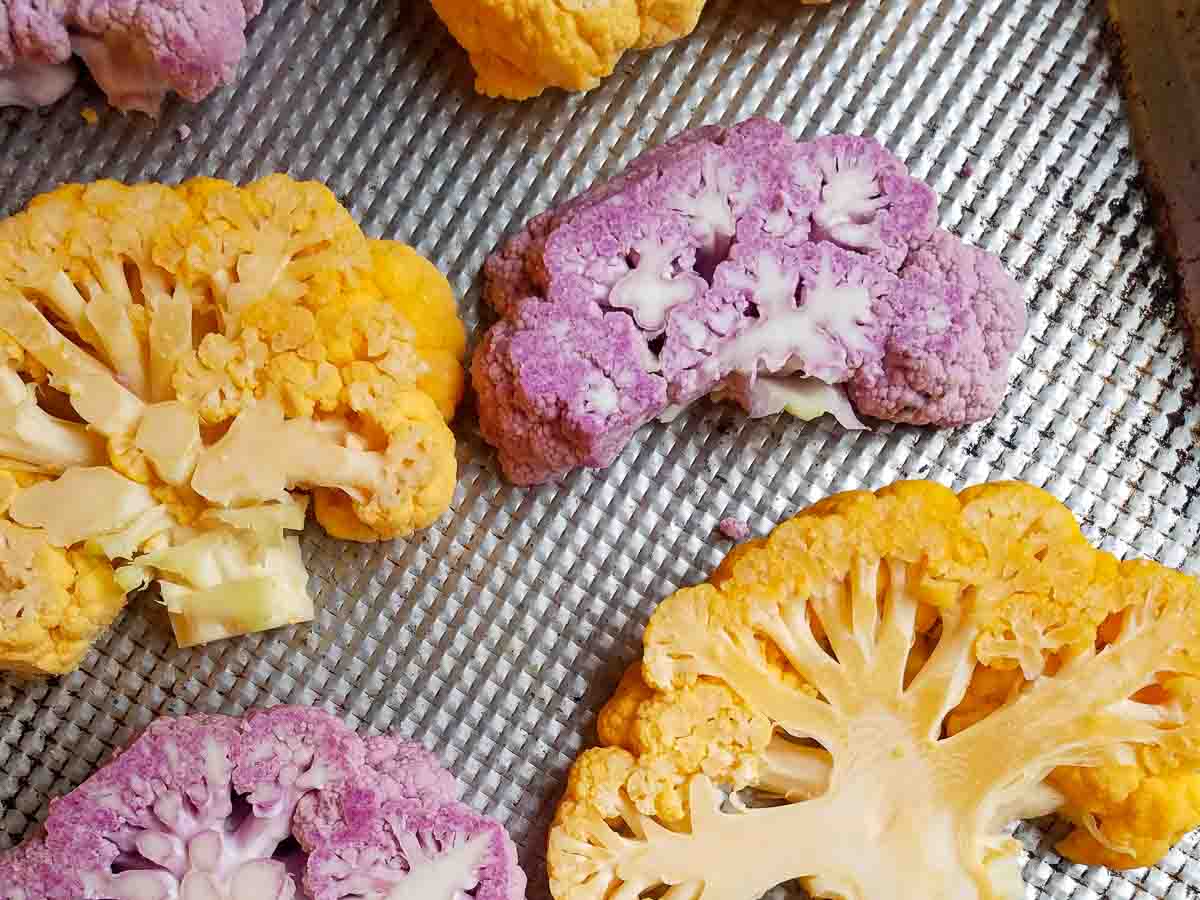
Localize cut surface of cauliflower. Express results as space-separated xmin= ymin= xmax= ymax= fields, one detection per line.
xmin=547 ymin=481 xmax=1200 ymax=899
xmin=0 ymin=176 xmax=465 ymax=672
xmin=475 ymin=119 xmax=1026 ymax=484
xmin=0 ymin=705 xmax=527 ymax=900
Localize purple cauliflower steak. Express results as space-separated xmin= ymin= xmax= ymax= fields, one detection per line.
xmin=0 ymin=706 xmax=527 ymax=900
xmin=473 ymin=119 xmax=1027 ymax=485
xmin=0 ymin=0 xmax=262 ymax=113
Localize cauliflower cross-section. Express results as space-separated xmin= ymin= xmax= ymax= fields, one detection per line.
xmin=0 ymin=176 xmax=465 ymax=672
xmin=475 ymin=119 xmax=1025 ymax=484
xmin=548 ymin=481 xmax=1200 ymax=899
xmin=0 ymin=706 xmax=527 ymax=900
xmin=430 ymin=1 xmax=832 ymax=100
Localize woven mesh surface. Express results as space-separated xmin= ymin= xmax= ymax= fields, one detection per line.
xmin=0 ymin=1 xmax=1193 ymax=897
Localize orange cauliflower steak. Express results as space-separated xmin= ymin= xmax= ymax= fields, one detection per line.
xmin=548 ymin=481 xmax=1200 ymax=899
xmin=430 ymin=0 xmax=829 ymax=101
xmin=0 ymin=176 xmax=465 ymax=673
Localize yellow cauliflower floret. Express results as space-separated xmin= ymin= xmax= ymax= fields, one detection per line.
xmin=548 ymin=481 xmax=1200 ymax=900
xmin=1052 ymin=671 xmax=1200 ymax=867
xmin=957 ymin=482 xmax=1125 ymax=678
xmin=0 ymin=175 xmax=465 ymax=671
xmin=174 ymin=329 xmax=271 ymax=425
xmin=315 ymin=294 xmax=415 ymax=368
xmin=264 ymin=352 xmax=343 ymax=420
xmin=313 ymin=362 xmax=458 ymax=541
xmin=625 ymin=673 xmax=772 ymax=823
xmin=597 ymin=661 xmax=658 ymax=752
xmin=549 ymin=745 xmax=639 ymax=899
xmin=0 ymin=522 xmax=125 ymax=676
xmin=430 ymin=0 xmax=693 ymax=100
xmin=370 ymin=242 xmax=466 ymax=421
xmin=1051 ymin=759 xmax=1200 ymax=870
xmin=178 ymin=175 xmax=371 ymax=331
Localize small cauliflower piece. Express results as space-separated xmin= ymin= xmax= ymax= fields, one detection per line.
xmin=0 ymin=705 xmax=527 ymax=900
xmin=548 ymin=481 xmax=1200 ymax=899
xmin=0 ymin=176 xmax=465 ymax=670
xmin=0 ymin=0 xmax=263 ymax=113
xmin=476 ymin=118 xmax=1024 ymax=483
xmin=431 ymin=1 xmax=831 ymax=100
xmin=430 ymin=0 xmax=657 ymax=100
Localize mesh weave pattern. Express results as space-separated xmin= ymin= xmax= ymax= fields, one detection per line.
xmin=0 ymin=1 xmax=1192 ymax=897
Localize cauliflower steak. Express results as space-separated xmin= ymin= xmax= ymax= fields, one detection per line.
xmin=0 ymin=176 xmax=466 ymax=672
xmin=549 ymin=481 xmax=1200 ymax=899
xmin=475 ymin=120 xmax=1027 ymax=484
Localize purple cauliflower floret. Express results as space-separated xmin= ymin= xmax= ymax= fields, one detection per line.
xmin=0 ymin=706 xmax=526 ymax=900
xmin=472 ymin=300 xmax=667 ymax=485
xmin=848 ymin=229 xmax=1027 ymax=425
xmin=797 ymin=134 xmax=937 ymax=271
xmin=364 ymin=735 xmax=461 ymax=807
xmin=0 ymin=0 xmax=262 ymax=113
xmin=473 ymin=118 xmax=1027 ymax=485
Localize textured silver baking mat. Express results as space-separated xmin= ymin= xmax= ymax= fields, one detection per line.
xmin=0 ymin=1 xmax=1195 ymax=898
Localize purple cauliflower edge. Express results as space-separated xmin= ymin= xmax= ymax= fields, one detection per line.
xmin=0 ymin=706 xmax=526 ymax=900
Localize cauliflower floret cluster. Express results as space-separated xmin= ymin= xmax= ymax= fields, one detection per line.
xmin=430 ymin=1 xmax=830 ymax=100
xmin=0 ymin=705 xmax=527 ymax=900
xmin=0 ymin=0 xmax=262 ymax=113
xmin=547 ymin=481 xmax=1200 ymax=899
xmin=0 ymin=175 xmax=465 ymax=673
xmin=474 ymin=119 xmax=1027 ymax=484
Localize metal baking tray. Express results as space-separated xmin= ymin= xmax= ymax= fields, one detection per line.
xmin=1 ymin=1 xmax=1195 ymax=897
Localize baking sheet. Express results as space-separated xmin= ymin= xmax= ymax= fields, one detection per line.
xmin=0 ymin=1 xmax=1196 ymax=897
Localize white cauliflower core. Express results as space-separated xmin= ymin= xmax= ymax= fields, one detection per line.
xmin=718 ymin=248 xmax=876 ymax=381
xmin=549 ymin=483 xmax=1200 ymax=900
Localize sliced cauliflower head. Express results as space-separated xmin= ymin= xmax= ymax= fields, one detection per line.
xmin=548 ymin=481 xmax=1200 ymax=900
xmin=0 ymin=706 xmax=526 ymax=900
xmin=0 ymin=176 xmax=465 ymax=670
xmin=429 ymin=0 xmax=702 ymax=100
xmin=476 ymin=118 xmax=1027 ymax=484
